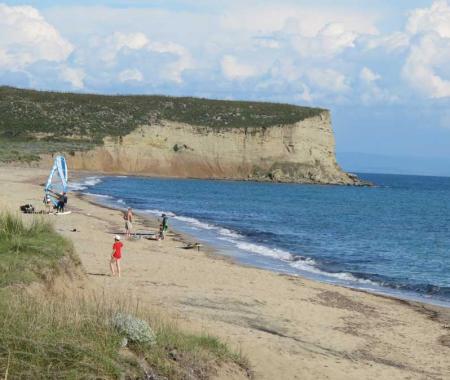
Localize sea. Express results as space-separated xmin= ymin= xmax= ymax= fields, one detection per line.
xmin=72 ymin=173 xmax=450 ymax=307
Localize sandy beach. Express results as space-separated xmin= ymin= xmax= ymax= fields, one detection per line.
xmin=1 ymin=165 xmax=449 ymax=380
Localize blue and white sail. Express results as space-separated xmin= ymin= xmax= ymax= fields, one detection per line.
xmin=45 ymin=155 xmax=68 ymax=206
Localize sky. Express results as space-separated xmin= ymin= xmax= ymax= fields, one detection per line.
xmin=1 ymin=0 xmax=450 ymax=168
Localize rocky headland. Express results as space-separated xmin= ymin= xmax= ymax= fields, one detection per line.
xmin=0 ymin=86 xmax=364 ymax=185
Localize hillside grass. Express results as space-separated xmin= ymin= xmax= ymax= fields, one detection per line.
xmin=0 ymin=211 xmax=79 ymax=287
xmin=0 ymin=86 xmax=325 ymax=162
xmin=0 ymin=212 xmax=250 ymax=379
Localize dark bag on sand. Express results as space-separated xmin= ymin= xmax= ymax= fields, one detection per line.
xmin=20 ymin=204 xmax=35 ymax=214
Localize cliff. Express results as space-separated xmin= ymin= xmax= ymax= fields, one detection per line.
xmin=0 ymin=86 xmax=362 ymax=185
xmin=61 ymin=113 xmax=358 ymax=185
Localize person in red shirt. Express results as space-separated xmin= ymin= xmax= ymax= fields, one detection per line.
xmin=110 ymin=235 xmax=124 ymax=277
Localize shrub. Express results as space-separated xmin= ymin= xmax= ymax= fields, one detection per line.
xmin=111 ymin=313 xmax=157 ymax=345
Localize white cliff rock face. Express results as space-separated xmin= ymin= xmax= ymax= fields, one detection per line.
xmin=65 ymin=111 xmax=359 ymax=185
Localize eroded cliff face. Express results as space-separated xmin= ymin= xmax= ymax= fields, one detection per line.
xmin=61 ymin=111 xmax=359 ymax=185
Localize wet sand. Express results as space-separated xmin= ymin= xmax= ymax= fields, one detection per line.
xmin=1 ymin=166 xmax=449 ymax=380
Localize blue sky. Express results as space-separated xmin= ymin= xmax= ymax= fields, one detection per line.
xmin=1 ymin=1 xmax=450 ymax=166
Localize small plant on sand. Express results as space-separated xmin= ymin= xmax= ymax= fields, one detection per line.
xmin=111 ymin=312 xmax=157 ymax=345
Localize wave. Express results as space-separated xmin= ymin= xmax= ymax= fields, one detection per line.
xmin=70 ymin=176 xmax=103 ymax=191
xmin=346 ymin=272 xmax=450 ymax=298
xmin=174 ymin=215 xmax=217 ymax=230
xmin=290 ymin=259 xmax=378 ymax=285
xmin=235 ymin=242 xmax=293 ymax=261
xmin=218 ymin=228 xmax=243 ymax=239
xmin=142 ymin=209 xmax=176 ymax=217
xmin=84 ymin=192 xmax=112 ymax=199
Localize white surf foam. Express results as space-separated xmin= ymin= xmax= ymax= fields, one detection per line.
xmin=143 ymin=209 xmax=176 ymax=217
xmin=235 ymin=242 xmax=293 ymax=261
xmin=171 ymin=215 xmax=244 ymax=241
xmin=174 ymin=215 xmax=217 ymax=230
xmin=218 ymin=228 xmax=243 ymax=239
xmin=84 ymin=192 xmax=112 ymax=199
xmin=70 ymin=176 xmax=103 ymax=191
xmin=290 ymin=259 xmax=377 ymax=285
xmin=84 ymin=177 xmax=102 ymax=186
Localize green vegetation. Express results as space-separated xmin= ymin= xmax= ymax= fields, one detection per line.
xmin=0 ymin=211 xmax=79 ymax=287
xmin=0 ymin=212 xmax=250 ymax=379
xmin=0 ymin=138 xmax=95 ymax=163
xmin=0 ymin=85 xmax=325 ymax=162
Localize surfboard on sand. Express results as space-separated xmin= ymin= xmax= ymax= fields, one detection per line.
xmin=54 ymin=211 xmax=72 ymax=216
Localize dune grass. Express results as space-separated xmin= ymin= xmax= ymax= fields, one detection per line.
xmin=0 ymin=211 xmax=79 ymax=287
xmin=0 ymin=212 xmax=250 ymax=379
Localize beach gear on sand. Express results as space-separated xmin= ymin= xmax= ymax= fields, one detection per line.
xmin=20 ymin=204 xmax=35 ymax=214
xmin=45 ymin=156 xmax=68 ymax=208
xmin=54 ymin=211 xmax=72 ymax=216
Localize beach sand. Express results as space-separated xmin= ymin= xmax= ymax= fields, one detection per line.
xmin=1 ymin=166 xmax=449 ymax=380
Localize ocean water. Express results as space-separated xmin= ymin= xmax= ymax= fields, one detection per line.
xmin=72 ymin=173 xmax=450 ymax=306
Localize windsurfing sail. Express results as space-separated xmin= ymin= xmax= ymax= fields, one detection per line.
xmin=45 ymin=155 xmax=68 ymax=207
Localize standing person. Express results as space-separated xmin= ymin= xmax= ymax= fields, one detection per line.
xmin=160 ymin=213 xmax=168 ymax=240
xmin=43 ymin=194 xmax=52 ymax=213
xmin=56 ymin=192 xmax=68 ymax=213
xmin=110 ymin=235 xmax=123 ymax=277
xmin=124 ymin=207 xmax=133 ymax=238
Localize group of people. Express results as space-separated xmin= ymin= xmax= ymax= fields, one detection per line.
xmin=43 ymin=191 xmax=68 ymax=213
xmin=123 ymin=208 xmax=168 ymax=240
xmin=110 ymin=208 xmax=169 ymax=277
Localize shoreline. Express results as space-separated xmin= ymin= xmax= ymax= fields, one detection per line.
xmin=21 ymin=158 xmax=371 ymax=187
xmin=84 ymin=190 xmax=450 ymax=321
xmin=76 ymin=175 xmax=450 ymax=309
xmin=2 ymin=166 xmax=450 ymax=379
xmin=83 ymin=189 xmax=450 ymax=321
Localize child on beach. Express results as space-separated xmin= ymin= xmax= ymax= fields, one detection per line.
xmin=110 ymin=235 xmax=123 ymax=277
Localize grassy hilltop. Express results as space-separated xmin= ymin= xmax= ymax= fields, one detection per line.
xmin=0 ymin=86 xmax=325 ymax=162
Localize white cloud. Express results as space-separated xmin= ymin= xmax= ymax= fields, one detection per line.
xmin=402 ymin=1 xmax=450 ymax=98
xmin=59 ymin=66 xmax=85 ymax=89
xmin=118 ymin=68 xmax=143 ymax=82
xmin=0 ymin=4 xmax=73 ymax=70
xmin=291 ymin=22 xmax=358 ymax=58
xmin=220 ymin=4 xmax=378 ymax=36
xmin=87 ymin=32 xmax=193 ymax=83
xmin=360 ymin=67 xmax=380 ymax=83
xmin=254 ymin=38 xmax=280 ymax=49
xmin=37 ymin=2 xmax=379 ymax=101
xmin=407 ymin=0 xmax=450 ymax=38
xmin=221 ymin=55 xmax=258 ymax=80
xmin=269 ymin=59 xmax=302 ymax=82
xmin=97 ymin=32 xmax=149 ymax=64
xmin=296 ymin=85 xmax=313 ymax=103
xmin=146 ymin=41 xmax=194 ymax=83
xmin=365 ymin=32 xmax=410 ymax=52
xmin=307 ymin=68 xmax=350 ymax=94
xmin=402 ymin=34 xmax=450 ymax=98
xmin=359 ymin=67 xmax=397 ymax=105
xmin=4 ymin=1 xmax=450 ymax=105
